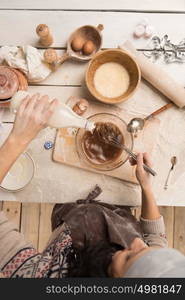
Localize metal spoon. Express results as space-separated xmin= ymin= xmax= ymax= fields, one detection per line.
xmin=164 ymin=156 xmax=177 ymax=190
xmin=127 ymin=102 xmax=173 ymax=135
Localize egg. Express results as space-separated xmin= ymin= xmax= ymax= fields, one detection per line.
xmin=82 ymin=40 xmax=95 ymax=55
xmin=71 ymin=36 xmax=85 ymax=51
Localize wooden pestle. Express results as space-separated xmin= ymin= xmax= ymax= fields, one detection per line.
xmin=44 ymin=49 xmax=58 ymax=64
xmin=44 ymin=49 xmax=70 ymax=70
xmin=43 ymin=48 xmax=61 ymax=70
xmin=36 ymin=24 xmax=53 ymax=46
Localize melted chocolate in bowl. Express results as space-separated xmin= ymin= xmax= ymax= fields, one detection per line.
xmin=82 ymin=122 xmax=124 ymax=164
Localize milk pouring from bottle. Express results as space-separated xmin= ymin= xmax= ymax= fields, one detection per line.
xmin=11 ymin=91 xmax=95 ymax=131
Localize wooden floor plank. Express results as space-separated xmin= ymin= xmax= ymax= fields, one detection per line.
xmin=174 ymin=207 xmax=185 ymax=255
xmin=1 ymin=200 xmax=184 ymax=256
xmin=2 ymin=201 xmax=21 ymax=230
xmin=38 ymin=203 xmax=54 ymax=252
xmin=159 ymin=206 xmax=174 ymax=248
xmin=131 ymin=208 xmax=136 ymax=216
xmin=134 ymin=207 xmax=141 ymax=219
xmin=21 ymin=203 xmax=40 ymax=250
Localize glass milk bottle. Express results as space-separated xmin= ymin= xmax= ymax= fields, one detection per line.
xmin=11 ymin=91 xmax=95 ymax=131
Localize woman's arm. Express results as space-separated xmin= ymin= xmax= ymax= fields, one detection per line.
xmin=129 ymin=152 xmax=160 ymax=220
xmin=136 ymin=153 xmax=160 ymax=220
xmin=141 ymin=187 xmax=160 ymax=220
xmin=129 ymin=153 xmax=167 ymax=248
xmin=0 ymin=134 xmax=27 ymax=184
xmin=0 ymin=93 xmax=57 ymax=184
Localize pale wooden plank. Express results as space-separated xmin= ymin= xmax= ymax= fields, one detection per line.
xmin=0 ymin=0 xmax=185 ymax=12
xmin=1 ymin=10 xmax=185 ymax=49
xmin=131 ymin=208 xmax=136 ymax=216
xmin=38 ymin=203 xmax=54 ymax=252
xmin=135 ymin=207 xmax=141 ymax=219
xmin=21 ymin=203 xmax=40 ymax=249
xmin=1 ymin=12 xmax=185 ymax=88
xmin=174 ymin=207 xmax=185 ymax=255
xmin=159 ymin=206 xmax=174 ymax=248
xmin=2 ymin=201 xmax=21 ymax=230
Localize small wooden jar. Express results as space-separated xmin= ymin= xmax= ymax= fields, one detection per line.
xmin=36 ymin=24 xmax=53 ymax=46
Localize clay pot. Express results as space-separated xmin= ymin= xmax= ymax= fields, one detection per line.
xmin=11 ymin=69 xmax=28 ymax=91
xmin=0 ymin=66 xmax=28 ymax=107
xmin=0 ymin=66 xmax=19 ymax=100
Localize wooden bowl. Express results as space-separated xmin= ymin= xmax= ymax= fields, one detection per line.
xmin=85 ymin=49 xmax=141 ymax=104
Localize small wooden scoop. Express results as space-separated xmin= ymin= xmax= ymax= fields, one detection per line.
xmin=44 ymin=24 xmax=103 ymax=68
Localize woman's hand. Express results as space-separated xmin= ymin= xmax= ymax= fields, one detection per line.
xmin=129 ymin=152 xmax=152 ymax=190
xmin=10 ymin=93 xmax=58 ymax=146
xmin=129 ymin=153 xmax=160 ymax=220
xmin=0 ymin=93 xmax=58 ymax=183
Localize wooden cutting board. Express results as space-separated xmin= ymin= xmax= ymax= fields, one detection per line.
xmin=53 ymin=97 xmax=160 ymax=184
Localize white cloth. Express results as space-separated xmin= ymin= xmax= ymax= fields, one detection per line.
xmin=0 ymin=45 xmax=51 ymax=82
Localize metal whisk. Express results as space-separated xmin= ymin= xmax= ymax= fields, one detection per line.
xmin=98 ymin=130 xmax=157 ymax=176
xmin=108 ymin=137 xmax=156 ymax=176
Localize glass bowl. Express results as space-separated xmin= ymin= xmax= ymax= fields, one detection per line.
xmin=75 ymin=113 xmax=133 ymax=171
xmin=0 ymin=152 xmax=35 ymax=192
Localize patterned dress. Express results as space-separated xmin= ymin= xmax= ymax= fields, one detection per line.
xmin=2 ymin=225 xmax=72 ymax=278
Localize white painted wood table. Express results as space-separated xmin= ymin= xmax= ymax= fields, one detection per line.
xmin=0 ymin=1 xmax=185 ymax=206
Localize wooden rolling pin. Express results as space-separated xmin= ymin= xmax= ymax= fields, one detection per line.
xmin=121 ymin=41 xmax=185 ymax=108
xmin=36 ymin=24 xmax=53 ymax=46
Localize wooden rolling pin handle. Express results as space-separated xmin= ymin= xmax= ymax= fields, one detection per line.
xmin=145 ymin=102 xmax=173 ymax=120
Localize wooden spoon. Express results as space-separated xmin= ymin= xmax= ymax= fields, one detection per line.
xmin=44 ymin=24 xmax=104 ymax=68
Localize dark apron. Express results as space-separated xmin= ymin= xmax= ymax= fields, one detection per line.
xmin=51 ymin=185 xmax=142 ymax=251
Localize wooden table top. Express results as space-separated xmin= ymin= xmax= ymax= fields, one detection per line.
xmin=0 ymin=1 xmax=185 ymax=206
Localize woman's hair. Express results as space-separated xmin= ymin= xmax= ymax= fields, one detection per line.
xmin=68 ymin=241 xmax=123 ymax=277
